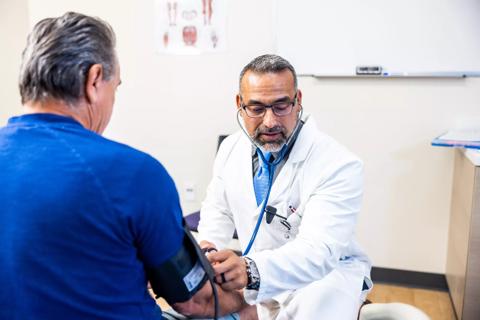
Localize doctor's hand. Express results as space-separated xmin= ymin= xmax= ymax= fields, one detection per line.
xmin=207 ymin=250 xmax=248 ymax=291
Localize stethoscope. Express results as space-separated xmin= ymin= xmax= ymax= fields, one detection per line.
xmin=236 ymin=107 xmax=304 ymax=255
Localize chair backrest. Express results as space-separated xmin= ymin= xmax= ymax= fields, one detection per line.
xmin=359 ymin=303 xmax=430 ymax=320
xmin=217 ymin=135 xmax=229 ymax=152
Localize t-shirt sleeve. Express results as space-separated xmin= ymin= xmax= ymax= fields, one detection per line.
xmin=130 ymin=155 xmax=184 ymax=268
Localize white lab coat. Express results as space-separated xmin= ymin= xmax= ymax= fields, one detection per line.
xmin=198 ymin=115 xmax=371 ymax=316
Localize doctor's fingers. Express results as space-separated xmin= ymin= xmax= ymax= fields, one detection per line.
xmin=212 ymin=255 xmax=248 ymax=286
xmin=210 ymin=252 xmax=244 ymax=275
xmin=207 ymin=249 xmax=238 ymax=266
xmin=218 ymin=269 xmax=248 ymax=291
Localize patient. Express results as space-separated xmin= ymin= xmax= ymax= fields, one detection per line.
xmin=0 ymin=11 xmax=245 ymax=320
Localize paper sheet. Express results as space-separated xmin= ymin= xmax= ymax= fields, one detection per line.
xmin=438 ymin=129 xmax=480 ymax=142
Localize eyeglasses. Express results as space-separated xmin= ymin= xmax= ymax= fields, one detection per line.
xmin=241 ymin=94 xmax=297 ymax=118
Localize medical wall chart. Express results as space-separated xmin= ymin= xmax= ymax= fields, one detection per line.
xmin=154 ymin=0 xmax=227 ymax=54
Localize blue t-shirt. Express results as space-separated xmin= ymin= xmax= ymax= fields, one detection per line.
xmin=0 ymin=114 xmax=184 ymax=319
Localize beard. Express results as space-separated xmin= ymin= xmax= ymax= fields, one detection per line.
xmin=251 ymin=125 xmax=288 ymax=152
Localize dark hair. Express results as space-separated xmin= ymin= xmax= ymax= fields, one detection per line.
xmin=239 ymin=54 xmax=297 ymax=91
xmin=19 ymin=12 xmax=116 ymax=105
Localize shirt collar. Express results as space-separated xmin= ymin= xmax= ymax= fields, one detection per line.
xmin=7 ymin=113 xmax=83 ymax=127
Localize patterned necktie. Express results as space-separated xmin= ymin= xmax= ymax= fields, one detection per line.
xmin=253 ymin=151 xmax=272 ymax=206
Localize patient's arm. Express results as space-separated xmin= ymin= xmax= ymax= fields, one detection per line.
xmin=172 ymin=281 xmax=247 ymax=318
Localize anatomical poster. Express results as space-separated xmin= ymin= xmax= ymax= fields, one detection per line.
xmin=154 ymin=0 xmax=227 ymax=54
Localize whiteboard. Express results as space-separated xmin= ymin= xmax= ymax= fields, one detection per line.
xmin=274 ymin=0 xmax=480 ymax=76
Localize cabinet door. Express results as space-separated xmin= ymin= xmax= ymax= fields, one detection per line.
xmin=463 ymin=162 xmax=480 ymax=320
xmin=446 ymin=150 xmax=474 ymax=320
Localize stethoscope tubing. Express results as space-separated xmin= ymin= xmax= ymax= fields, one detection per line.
xmin=237 ymin=108 xmax=304 ymax=255
xmin=242 ymin=165 xmax=275 ymax=255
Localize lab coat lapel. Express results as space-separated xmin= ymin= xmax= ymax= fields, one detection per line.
xmin=268 ymin=159 xmax=292 ymax=202
xmin=268 ymin=115 xmax=315 ymax=201
xmin=237 ymin=135 xmax=259 ymax=212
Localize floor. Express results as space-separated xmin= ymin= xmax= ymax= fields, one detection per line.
xmin=154 ymin=283 xmax=457 ymax=319
xmin=367 ymin=283 xmax=456 ymax=320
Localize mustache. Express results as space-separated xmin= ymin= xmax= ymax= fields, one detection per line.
xmin=253 ymin=125 xmax=287 ymax=139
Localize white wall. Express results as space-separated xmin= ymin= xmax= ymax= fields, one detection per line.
xmin=4 ymin=0 xmax=480 ymax=274
xmin=305 ymin=77 xmax=480 ymax=273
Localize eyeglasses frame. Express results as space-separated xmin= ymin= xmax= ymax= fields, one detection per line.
xmin=240 ymin=93 xmax=298 ymax=118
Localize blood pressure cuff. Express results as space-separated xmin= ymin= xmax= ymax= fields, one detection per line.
xmin=146 ymin=224 xmax=213 ymax=304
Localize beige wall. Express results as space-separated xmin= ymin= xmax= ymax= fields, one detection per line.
xmin=0 ymin=0 xmax=28 ymax=123
xmin=3 ymin=0 xmax=480 ymax=274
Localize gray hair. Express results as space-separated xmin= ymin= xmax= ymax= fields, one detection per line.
xmin=239 ymin=54 xmax=298 ymax=92
xmin=19 ymin=12 xmax=116 ymax=105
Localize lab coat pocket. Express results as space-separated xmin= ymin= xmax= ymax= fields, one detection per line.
xmin=286 ymin=209 xmax=302 ymax=237
xmin=273 ymin=200 xmax=303 ymax=239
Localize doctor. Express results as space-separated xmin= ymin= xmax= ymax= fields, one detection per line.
xmin=198 ymin=54 xmax=372 ymax=319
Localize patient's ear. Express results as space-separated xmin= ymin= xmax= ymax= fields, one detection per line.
xmin=85 ymin=64 xmax=104 ymax=104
